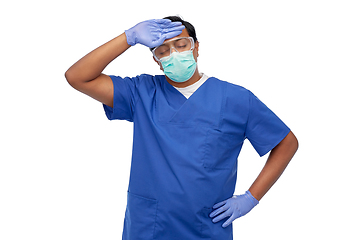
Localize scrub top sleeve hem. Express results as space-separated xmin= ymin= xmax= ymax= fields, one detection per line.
xmin=103 ymin=104 xmax=114 ymax=120
xmin=102 ymin=75 xmax=118 ymax=120
xmin=245 ymin=90 xmax=291 ymax=157
xmin=102 ymin=75 xmax=135 ymax=122
xmin=258 ymin=127 xmax=291 ymax=157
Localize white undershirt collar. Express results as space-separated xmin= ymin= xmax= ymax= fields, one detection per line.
xmin=173 ymin=73 xmax=209 ymax=99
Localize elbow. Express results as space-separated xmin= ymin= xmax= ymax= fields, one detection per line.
xmin=288 ymin=131 xmax=299 ymax=156
xmin=292 ymin=132 xmax=299 ymax=152
xmin=275 ymin=131 xmax=299 ymax=156
xmin=65 ymin=69 xmax=80 ymax=89
xmin=65 ymin=69 xmax=73 ymax=85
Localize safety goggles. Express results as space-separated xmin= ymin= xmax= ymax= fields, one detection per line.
xmin=152 ymin=37 xmax=195 ymax=62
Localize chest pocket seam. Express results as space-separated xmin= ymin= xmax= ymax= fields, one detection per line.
xmin=202 ymin=130 xmax=243 ymax=170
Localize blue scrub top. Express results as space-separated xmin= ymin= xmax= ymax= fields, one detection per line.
xmin=103 ymin=74 xmax=290 ymax=240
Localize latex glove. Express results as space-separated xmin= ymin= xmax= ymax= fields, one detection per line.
xmin=125 ymin=19 xmax=185 ymax=48
xmin=210 ymin=191 xmax=259 ymax=228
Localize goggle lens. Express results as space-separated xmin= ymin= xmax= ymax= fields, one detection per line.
xmin=153 ymin=37 xmax=194 ymax=61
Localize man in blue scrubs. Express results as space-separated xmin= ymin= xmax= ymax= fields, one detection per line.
xmin=65 ymin=16 xmax=298 ymax=240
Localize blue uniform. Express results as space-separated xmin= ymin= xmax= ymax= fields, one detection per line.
xmin=103 ymin=74 xmax=290 ymax=240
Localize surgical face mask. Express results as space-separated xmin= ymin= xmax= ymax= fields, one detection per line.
xmin=160 ymin=50 xmax=197 ymax=83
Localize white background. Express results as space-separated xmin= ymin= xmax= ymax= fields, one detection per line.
xmin=1 ymin=0 xmax=359 ymax=239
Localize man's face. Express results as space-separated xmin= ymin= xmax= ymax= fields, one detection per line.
xmin=153 ymin=28 xmax=199 ymax=70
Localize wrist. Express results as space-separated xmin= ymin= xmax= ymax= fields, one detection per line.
xmin=246 ymin=190 xmax=260 ymax=204
xmin=124 ymin=29 xmax=136 ymax=46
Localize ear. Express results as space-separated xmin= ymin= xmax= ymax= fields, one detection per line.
xmin=153 ymin=56 xmax=163 ymax=71
xmin=194 ymin=41 xmax=200 ymax=59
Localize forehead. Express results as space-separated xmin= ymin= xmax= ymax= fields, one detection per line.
xmin=163 ymin=28 xmax=190 ymax=43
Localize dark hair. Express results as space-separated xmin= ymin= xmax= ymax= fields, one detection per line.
xmin=149 ymin=16 xmax=197 ymax=51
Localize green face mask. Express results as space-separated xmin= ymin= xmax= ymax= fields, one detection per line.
xmin=161 ymin=50 xmax=197 ymax=83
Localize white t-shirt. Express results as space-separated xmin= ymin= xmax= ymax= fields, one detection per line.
xmin=173 ymin=73 xmax=209 ymax=99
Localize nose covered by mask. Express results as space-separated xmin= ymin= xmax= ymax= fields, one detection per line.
xmin=160 ymin=50 xmax=197 ymax=83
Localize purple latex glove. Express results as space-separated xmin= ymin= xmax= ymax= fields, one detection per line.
xmin=125 ymin=19 xmax=185 ymax=48
xmin=210 ymin=191 xmax=259 ymax=228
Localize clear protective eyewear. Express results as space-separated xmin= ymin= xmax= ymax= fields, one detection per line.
xmin=152 ymin=37 xmax=195 ymax=62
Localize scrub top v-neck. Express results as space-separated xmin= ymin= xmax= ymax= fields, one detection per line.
xmin=103 ymin=74 xmax=290 ymax=240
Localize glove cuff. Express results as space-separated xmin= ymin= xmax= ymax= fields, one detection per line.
xmin=124 ymin=29 xmax=136 ymax=46
xmin=245 ymin=190 xmax=259 ymax=207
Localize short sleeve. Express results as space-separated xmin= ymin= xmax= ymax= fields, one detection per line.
xmin=245 ymin=91 xmax=290 ymax=156
xmin=103 ymin=75 xmax=139 ymax=122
